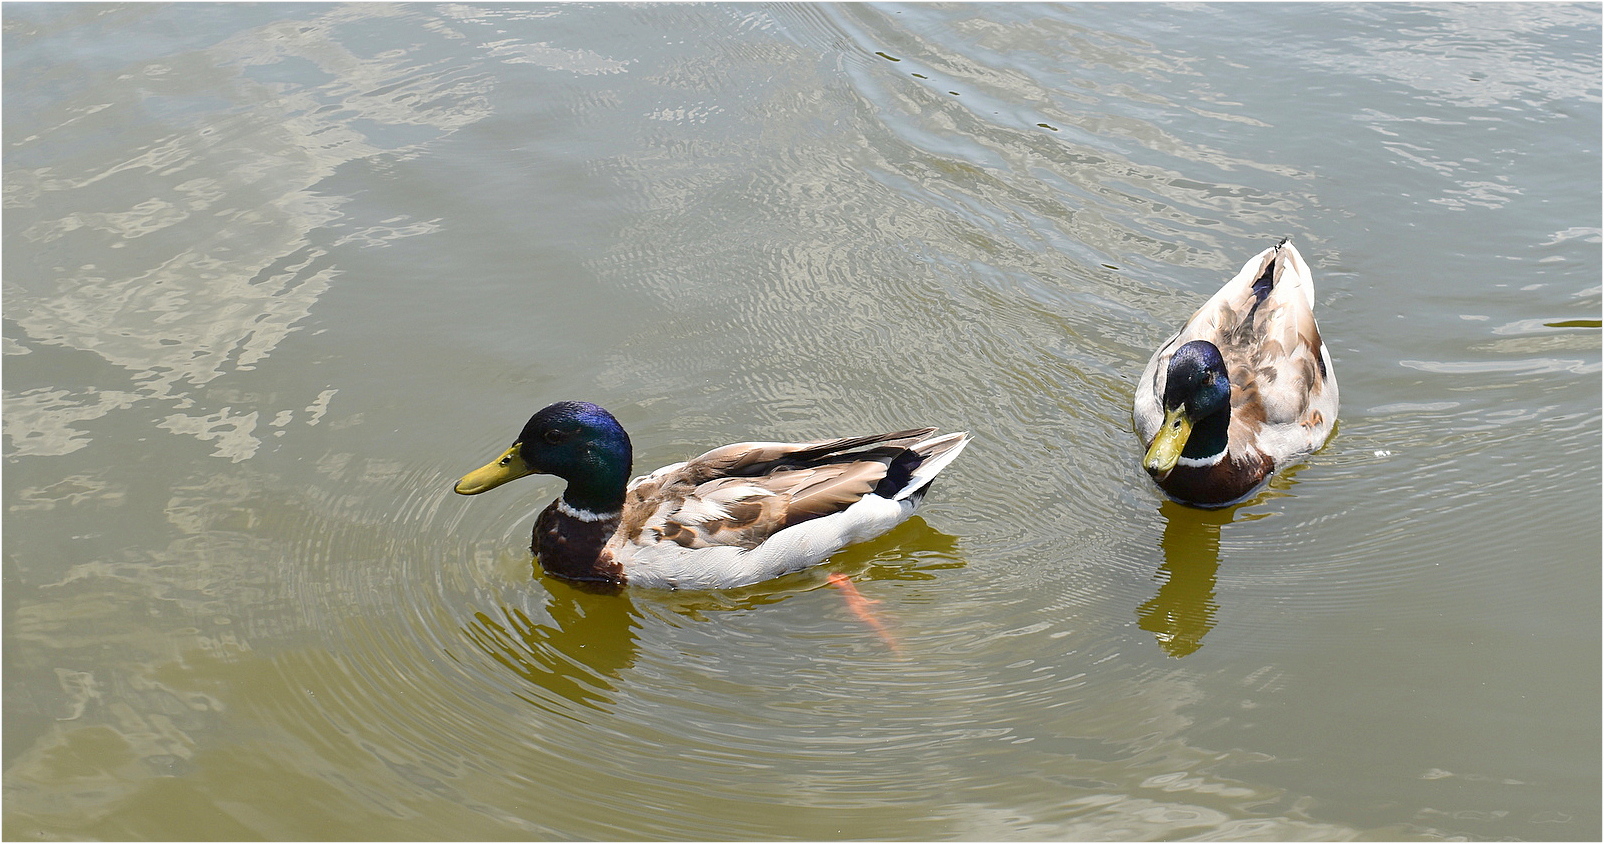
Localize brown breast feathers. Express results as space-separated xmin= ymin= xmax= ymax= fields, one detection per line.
xmin=532 ymin=501 xmax=625 ymax=585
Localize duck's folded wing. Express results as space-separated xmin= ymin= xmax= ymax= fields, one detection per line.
xmin=1243 ymin=303 xmax=1323 ymax=420
xmin=672 ymin=428 xmax=937 ymax=484
xmin=1189 ymin=242 xmax=1322 ymax=422
xmin=640 ymin=462 xmax=892 ymax=549
xmin=618 ymin=430 xmax=940 ymax=551
xmin=1238 ymin=244 xmax=1338 ymax=454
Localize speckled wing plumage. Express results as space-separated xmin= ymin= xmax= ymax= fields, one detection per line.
xmin=617 ymin=428 xmax=937 ymax=550
xmin=606 ymin=428 xmax=969 ymax=589
xmin=1136 ymin=240 xmax=1338 ymax=476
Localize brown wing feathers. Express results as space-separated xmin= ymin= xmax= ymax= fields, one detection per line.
xmin=670 ymin=428 xmax=932 ymax=484
xmin=634 ymin=429 xmax=937 ymax=550
xmin=777 ymin=461 xmax=889 ymax=527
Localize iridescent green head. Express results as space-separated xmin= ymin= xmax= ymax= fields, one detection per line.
xmin=1144 ymin=341 xmax=1231 ymax=478
xmin=455 ymin=401 xmax=634 ymax=513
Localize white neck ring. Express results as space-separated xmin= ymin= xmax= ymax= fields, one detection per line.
xmin=1176 ymin=451 xmax=1226 ymax=468
xmin=557 ymin=499 xmax=619 ymax=522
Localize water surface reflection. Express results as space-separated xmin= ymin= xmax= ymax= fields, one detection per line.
xmin=1138 ymin=501 xmax=1228 ymax=658
xmin=4 ymin=2 xmax=1597 ymax=839
xmin=464 ymin=584 xmax=641 ymax=714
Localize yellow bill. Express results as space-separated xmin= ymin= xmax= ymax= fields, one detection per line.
xmin=1142 ymin=407 xmax=1192 ymax=479
xmin=454 ymin=444 xmax=533 ymax=495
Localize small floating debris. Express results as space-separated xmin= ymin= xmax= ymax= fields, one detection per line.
xmin=875 ymin=51 xmax=900 ymax=62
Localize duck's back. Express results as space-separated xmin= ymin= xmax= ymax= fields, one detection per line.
xmin=1212 ymin=241 xmax=1338 ymax=463
xmin=1136 ymin=241 xmax=1337 ymax=469
xmin=606 ymin=429 xmax=969 ymax=589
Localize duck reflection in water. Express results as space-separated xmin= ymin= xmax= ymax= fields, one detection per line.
xmin=1137 ymin=501 xmax=1230 ymax=657
xmin=462 ymin=514 xmax=964 ymax=702
xmin=462 ymin=581 xmax=641 ymax=713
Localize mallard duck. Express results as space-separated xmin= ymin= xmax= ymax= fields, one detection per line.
xmin=454 ymin=402 xmax=971 ymax=590
xmin=1134 ymin=239 xmax=1338 ymax=507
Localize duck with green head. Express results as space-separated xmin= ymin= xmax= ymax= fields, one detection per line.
xmin=455 ymin=401 xmax=970 ymax=590
xmin=1134 ymin=239 xmax=1338 ymax=507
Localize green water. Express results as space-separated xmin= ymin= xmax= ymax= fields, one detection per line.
xmin=5 ymin=3 xmax=1599 ymax=840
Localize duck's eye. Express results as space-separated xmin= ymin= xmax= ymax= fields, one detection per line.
xmin=544 ymin=429 xmax=566 ymax=444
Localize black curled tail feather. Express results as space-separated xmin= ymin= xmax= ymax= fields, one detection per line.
xmin=1251 ymin=259 xmax=1276 ymax=305
xmin=1250 ymin=237 xmax=1294 ymax=308
xmin=873 ymin=448 xmax=925 ymax=498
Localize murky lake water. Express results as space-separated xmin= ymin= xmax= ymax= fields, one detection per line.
xmin=5 ymin=3 xmax=1599 ymax=840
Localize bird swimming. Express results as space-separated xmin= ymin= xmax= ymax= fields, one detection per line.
xmin=1134 ymin=239 xmax=1338 ymax=507
xmin=455 ymin=401 xmax=970 ymax=589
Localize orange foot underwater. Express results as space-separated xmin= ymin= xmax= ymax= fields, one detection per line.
xmin=827 ymin=573 xmax=903 ymax=656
